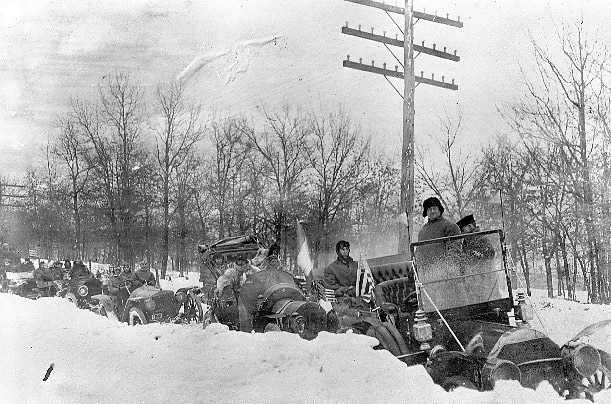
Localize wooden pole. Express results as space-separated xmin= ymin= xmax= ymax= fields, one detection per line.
xmin=400 ymin=0 xmax=415 ymax=254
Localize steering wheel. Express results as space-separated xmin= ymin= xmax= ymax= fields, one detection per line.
xmin=403 ymin=290 xmax=419 ymax=311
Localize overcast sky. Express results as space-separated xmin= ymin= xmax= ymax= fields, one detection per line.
xmin=1 ymin=0 xmax=608 ymax=178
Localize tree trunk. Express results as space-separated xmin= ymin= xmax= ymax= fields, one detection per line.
xmin=554 ymin=237 xmax=564 ymax=298
xmin=162 ymin=177 xmax=170 ymax=279
xmin=560 ymin=234 xmax=573 ymax=300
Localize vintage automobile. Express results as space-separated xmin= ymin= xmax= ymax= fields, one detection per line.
xmin=203 ymin=268 xmax=338 ymax=340
xmin=58 ymin=274 xmax=103 ymax=309
xmin=361 ymin=229 xmax=610 ymax=400
xmin=91 ymin=279 xmax=181 ymax=325
xmin=5 ymin=271 xmax=43 ymax=299
xmin=198 ymin=234 xmax=337 ymax=338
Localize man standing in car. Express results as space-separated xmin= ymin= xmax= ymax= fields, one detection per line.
xmin=324 ymin=240 xmax=358 ymax=298
xmin=417 ymin=197 xmax=461 ymax=267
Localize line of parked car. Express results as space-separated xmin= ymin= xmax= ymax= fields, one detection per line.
xmin=3 ymin=230 xmax=610 ymax=401
xmin=2 ymin=263 xmax=204 ymax=327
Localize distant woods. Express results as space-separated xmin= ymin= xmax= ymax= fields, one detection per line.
xmin=16 ymin=23 xmax=611 ymax=302
xmin=24 ymin=74 xmax=392 ymax=279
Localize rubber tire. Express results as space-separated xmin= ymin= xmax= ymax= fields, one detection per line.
xmin=368 ymin=324 xmax=401 ymax=356
xmin=442 ymin=376 xmax=477 ymax=392
xmin=382 ymin=321 xmax=409 ymax=356
xmin=65 ymin=292 xmax=78 ymax=306
xmin=129 ymin=307 xmax=148 ymax=326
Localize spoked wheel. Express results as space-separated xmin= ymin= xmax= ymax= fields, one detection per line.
xmin=583 ymin=369 xmax=611 ymax=401
xmin=184 ymin=294 xmax=203 ymax=323
xmin=202 ymin=310 xmax=218 ymax=329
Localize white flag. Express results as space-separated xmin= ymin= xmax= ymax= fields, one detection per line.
xmin=296 ymin=221 xmax=313 ymax=277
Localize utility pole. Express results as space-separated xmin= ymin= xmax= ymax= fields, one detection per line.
xmin=342 ymin=0 xmax=462 ymax=253
xmin=403 ymin=0 xmax=415 ymax=256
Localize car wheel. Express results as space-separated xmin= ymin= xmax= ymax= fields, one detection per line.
xmin=583 ymin=368 xmax=611 ymax=401
xmin=65 ymin=292 xmax=78 ymax=306
xmin=202 ymin=310 xmax=217 ymax=329
xmin=366 ymin=325 xmax=401 ymax=356
xmin=129 ymin=307 xmax=148 ymax=326
xmin=264 ymin=323 xmax=281 ymax=332
xmin=442 ymin=376 xmax=477 ymax=392
xmin=382 ymin=321 xmax=409 ymax=356
xmin=186 ymin=294 xmax=203 ymax=323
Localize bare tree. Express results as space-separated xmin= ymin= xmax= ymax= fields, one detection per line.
xmin=242 ymin=103 xmax=310 ymax=252
xmin=153 ymin=81 xmax=205 ymax=278
xmin=53 ymin=117 xmax=92 ymax=259
xmin=416 ymin=111 xmax=484 ymax=219
xmin=209 ymin=115 xmax=252 ymax=238
xmin=307 ymin=108 xmax=369 ymax=266
xmin=502 ymin=22 xmax=608 ymax=301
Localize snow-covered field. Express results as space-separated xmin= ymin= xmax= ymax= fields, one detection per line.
xmin=1 ymin=272 xmax=610 ymax=404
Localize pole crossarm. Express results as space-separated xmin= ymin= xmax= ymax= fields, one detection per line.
xmin=343 ymin=59 xmax=458 ymax=90
xmin=1 ymin=203 xmax=26 ymax=208
xmin=0 ymin=194 xmax=27 ymax=198
xmin=344 ymin=0 xmax=463 ymax=28
xmin=342 ymin=26 xmax=460 ymax=62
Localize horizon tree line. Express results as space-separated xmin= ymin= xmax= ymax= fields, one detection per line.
xmin=1 ymin=23 xmax=609 ymax=303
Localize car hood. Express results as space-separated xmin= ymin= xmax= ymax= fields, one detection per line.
xmin=129 ymin=285 xmax=167 ymax=299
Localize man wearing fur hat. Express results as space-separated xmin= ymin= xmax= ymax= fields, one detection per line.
xmin=417 ymin=197 xmax=461 ymax=266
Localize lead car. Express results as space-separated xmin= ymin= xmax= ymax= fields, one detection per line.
xmin=364 ymin=229 xmax=610 ymax=400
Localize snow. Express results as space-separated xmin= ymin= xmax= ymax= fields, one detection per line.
xmin=1 ymin=273 xmax=610 ymax=404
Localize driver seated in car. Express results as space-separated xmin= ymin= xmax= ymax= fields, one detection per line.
xmin=214 ymin=256 xmax=260 ymax=299
xmin=324 ymin=240 xmax=358 ymax=298
xmin=131 ymin=263 xmax=156 ymax=288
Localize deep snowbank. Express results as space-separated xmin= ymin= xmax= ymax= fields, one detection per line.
xmin=1 ymin=288 xmax=610 ymax=404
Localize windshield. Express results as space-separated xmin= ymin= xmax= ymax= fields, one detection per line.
xmin=411 ymin=230 xmax=509 ymax=313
